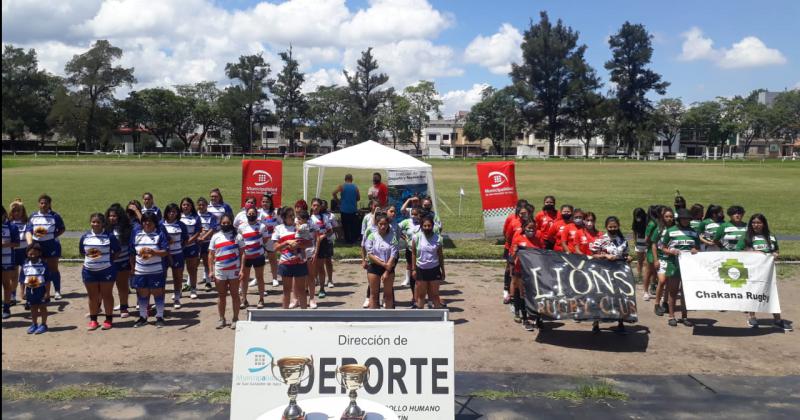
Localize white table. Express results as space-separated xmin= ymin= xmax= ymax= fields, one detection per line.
xmin=257 ymin=397 xmax=398 ymax=420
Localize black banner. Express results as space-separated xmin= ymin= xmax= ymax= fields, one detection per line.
xmin=518 ymin=249 xmax=638 ymax=322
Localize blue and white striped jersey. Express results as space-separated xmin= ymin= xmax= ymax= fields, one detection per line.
xmin=19 ymin=259 xmax=48 ymax=289
xmin=130 ymin=227 xmax=169 ymax=275
xmin=160 ymin=220 xmax=188 ymax=255
xmin=197 ymin=211 xmax=219 ymax=244
xmin=141 ymin=205 xmax=162 ymax=220
xmin=26 ymin=210 xmax=65 ymax=242
xmin=207 ymin=202 xmax=233 ymax=221
xmin=79 ymin=230 xmax=121 ymax=271
xmin=2 ymin=221 xmax=20 ymax=266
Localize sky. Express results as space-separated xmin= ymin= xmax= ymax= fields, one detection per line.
xmin=2 ymin=0 xmax=798 ymax=117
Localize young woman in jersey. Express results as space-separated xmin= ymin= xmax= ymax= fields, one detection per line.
xmin=699 ymin=204 xmax=725 ymax=250
xmin=179 ymin=197 xmax=202 ymax=299
xmin=653 ymin=207 xmax=674 ymax=317
xmin=130 ymin=212 xmax=170 ymax=328
xmin=106 ymin=205 xmax=133 ymax=318
xmin=689 ymin=204 xmax=705 ymax=233
xmin=259 ymin=193 xmax=280 ymax=288
xmin=234 ymin=196 xmax=258 ymax=230
xmin=127 ymin=200 xmax=143 ymax=227
xmin=25 ymin=194 xmax=66 ymax=300
xmin=576 ymin=211 xmax=601 ymax=255
xmin=79 ymin=213 xmax=121 ymax=330
xmin=208 ymin=188 xmax=234 ymax=222
xmin=238 ymin=205 xmax=268 ymax=309
xmin=737 ymin=214 xmax=792 ymax=331
xmin=590 ymin=216 xmax=631 ymax=333
xmin=365 ymin=213 xmax=399 ymax=309
xmin=503 ymin=200 xmax=530 ymax=304
xmin=272 ymin=207 xmax=309 ymax=309
xmin=8 ymin=200 xmax=28 ymax=307
xmin=399 ymin=206 xmax=423 ymax=306
xmin=643 ymin=205 xmax=663 ymax=301
xmin=411 ymin=214 xmax=445 ymax=310
xmin=196 ymin=197 xmax=219 ymax=292
xmin=715 ymin=205 xmax=747 ymax=251
xmin=360 ymin=200 xmax=381 ymax=308
xmin=546 ymin=204 xmax=574 ymax=252
xmin=535 ymin=196 xmax=559 ymax=240
xmin=509 ymin=218 xmax=545 ymax=331
xmin=561 ymin=208 xmax=585 ymax=254
xmin=632 ymin=208 xmax=648 ymax=284
xmin=141 ymin=192 xmax=162 ymax=220
xmin=659 ymin=209 xmax=698 ymax=327
xmin=20 ymin=243 xmax=49 ymax=334
xmin=318 ymin=200 xmax=336 ymax=291
xmin=2 ymin=206 xmax=20 ymax=319
xmin=208 ymin=213 xmax=242 ymax=329
xmin=161 ymin=203 xmax=188 ymax=309
xmin=310 ymin=198 xmax=334 ymax=302
xmin=293 ymin=209 xmax=318 ymax=308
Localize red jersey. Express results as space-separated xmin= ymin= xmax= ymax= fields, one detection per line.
xmin=376 ymin=183 xmax=388 ymax=207
xmin=510 ymin=229 xmax=545 ymax=272
xmin=561 ymin=223 xmax=583 ymax=253
xmin=503 ymin=214 xmax=522 ymax=250
xmin=547 ymin=219 xmax=570 ymax=251
xmin=534 ymin=210 xmax=559 ymax=236
xmin=576 ymin=229 xmax=603 ymax=255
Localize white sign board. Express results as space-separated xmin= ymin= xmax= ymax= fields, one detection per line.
xmin=679 ymin=251 xmax=781 ymax=313
xmin=231 ymin=321 xmax=455 ymax=420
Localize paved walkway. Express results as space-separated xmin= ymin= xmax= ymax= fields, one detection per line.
xmin=3 ymin=371 xmax=798 ymax=419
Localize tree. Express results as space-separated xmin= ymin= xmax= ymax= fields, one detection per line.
xmin=115 ymin=91 xmax=148 ymax=151
xmin=511 ymin=11 xmax=589 ymax=156
xmin=225 ymin=54 xmax=271 ymax=151
xmin=720 ymin=91 xmax=771 ymax=156
xmin=652 ymin=98 xmax=685 ymax=155
xmin=344 ymin=48 xmax=392 ymax=143
xmin=378 ymin=91 xmax=412 ymax=149
xmin=683 ymin=100 xmax=734 ymax=149
xmin=307 ymin=85 xmax=354 ymax=151
xmin=564 ymin=58 xmax=608 ymax=157
xmin=272 ymin=47 xmax=308 ymax=152
xmin=771 ymin=90 xmax=800 ymax=142
xmin=134 ymin=88 xmax=187 ymax=149
xmin=403 ymin=81 xmax=443 ymax=154
xmin=175 ymin=81 xmax=223 ymax=151
xmin=604 ymin=22 xmax=669 ymax=154
xmin=64 ymin=40 xmax=135 ymax=151
xmin=463 ymin=86 xmax=525 ymax=155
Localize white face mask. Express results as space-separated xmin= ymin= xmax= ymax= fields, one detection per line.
xmin=585 ymin=220 xmax=594 ymax=228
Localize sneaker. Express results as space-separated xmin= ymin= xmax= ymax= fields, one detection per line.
xmin=668 ymin=318 xmax=678 ymax=327
xmin=592 ymin=322 xmax=600 ymax=334
xmin=655 ymin=304 xmax=665 ymax=317
xmin=114 ymin=304 xmax=121 ymax=311
xmin=774 ymin=319 xmax=793 ymax=331
xmin=326 ymin=282 xmax=334 ymax=288
xmin=502 ymin=290 xmax=510 ymax=304
xmin=2 ymin=310 xmax=9 ymax=319
xmin=10 ymin=298 xmax=17 ymax=306
xmin=87 ymin=321 xmax=100 ymax=331
xmin=362 ymin=298 xmax=370 ymax=308
xmin=204 ymin=282 xmax=214 ymax=291
xmin=240 ymin=300 xmax=248 ymax=309
xmin=289 ymin=300 xmax=298 ymax=309
xmin=401 ymin=276 xmax=410 ymax=287
xmin=309 ymin=299 xmax=318 ymax=309
xmin=747 ymin=317 xmax=759 ymax=328
xmin=155 ymin=317 xmax=166 ymax=328
xmin=54 ymin=292 xmax=62 ymax=300
xmin=681 ymin=318 xmax=694 ymax=327
xmin=190 ymin=290 xmax=198 ymax=299
xmin=24 ymin=302 xmax=31 ymax=310
xmin=248 ymin=279 xmax=257 ymax=288
xmin=27 ymin=323 xmax=38 ymax=334
xmin=173 ymin=300 xmax=181 ymax=310
xmin=101 ymin=320 xmax=112 ymax=330
xmin=230 ymin=320 xmax=237 ymax=330
xmin=642 ymin=292 xmax=651 ymax=301
xmin=133 ymin=317 xmax=148 ymax=328
xmin=513 ymin=313 xmax=522 ymax=323
xmin=120 ymin=311 xmax=130 ymax=319
xmin=523 ymin=321 xmax=535 ymax=331
xmin=216 ymin=318 xmax=226 ymax=329
xmin=34 ymin=324 xmax=48 ymax=334
xmin=272 ymin=279 xmax=280 ymax=287
xmin=257 ymin=300 xmax=264 ymax=309
xmin=181 ymin=283 xmax=191 ymax=292
xmin=318 ymin=291 xmax=327 ymax=299
xmin=410 ymin=303 xmax=418 ymax=309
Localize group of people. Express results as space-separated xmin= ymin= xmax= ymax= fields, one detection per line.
xmin=0 ymin=176 xmax=448 ymax=334
xmin=500 ymin=194 xmax=791 ymax=334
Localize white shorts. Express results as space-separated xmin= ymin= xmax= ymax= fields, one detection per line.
xmin=635 ymin=244 xmax=647 ymax=253
xmin=214 ymin=270 xmax=239 ymax=281
xmin=264 ymin=239 xmax=275 ymax=253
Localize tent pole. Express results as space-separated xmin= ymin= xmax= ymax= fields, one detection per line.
xmin=315 ymin=167 xmax=325 ymax=199
xmin=426 ymin=169 xmax=438 ymax=216
xmin=303 ymin=164 xmax=309 ymax=202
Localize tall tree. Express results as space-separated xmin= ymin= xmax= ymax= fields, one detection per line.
xmin=683 ymin=100 xmax=734 ymax=149
xmin=770 ymin=90 xmax=800 ymax=142
xmin=176 ymin=81 xmax=222 ymax=151
xmin=378 ymin=91 xmax=412 ymax=149
xmin=134 ymin=88 xmax=187 ymax=149
xmin=307 ymin=85 xmax=354 ymax=151
xmin=403 ymin=80 xmax=443 ymax=154
xmin=652 ymin=98 xmax=685 ymax=155
xmin=604 ymin=22 xmax=669 ymax=154
xmin=64 ymin=40 xmax=135 ymax=152
xmin=720 ymin=90 xmax=771 ymax=156
xmin=115 ymin=91 xmax=148 ymax=151
xmin=463 ymin=86 xmax=525 ymax=155
xmin=272 ymin=47 xmax=308 ymax=152
xmin=225 ymin=54 xmax=271 ymax=151
xmin=565 ymin=60 xmax=608 ymax=157
xmin=344 ymin=48 xmax=392 ymax=143
xmin=511 ymin=11 xmax=589 ymax=156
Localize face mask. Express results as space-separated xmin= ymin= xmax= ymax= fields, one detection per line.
xmin=573 ymin=217 xmax=584 ymax=226
xmin=221 ymin=225 xmax=235 ymax=233
xmin=585 ymin=221 xmax=594 ymax=228
xmin=412 ymin=217 xmax=420 ymax=224
xmin=543 ymin=204 xmax=555 ymax=211
xmin=422 ymin=228 xmax=433 ymax=235
xmin=247 ymin=215 xmax=257 ymax=222
xmin=561 ymin=213 xmax=572 ymax=221
xmin=524 ymin=229 xmax=535 ymax=237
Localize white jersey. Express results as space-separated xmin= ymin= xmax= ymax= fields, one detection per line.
xmin=209 ymin=231 xmax=243 ymax=275
xmin=237 ymin=222 xmax=267 ymax=260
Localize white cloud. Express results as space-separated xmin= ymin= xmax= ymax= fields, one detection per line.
xmin=438 ymin=83 xmax=488 ymax=117
xmin=340 ymin=0 xmax=452 ymax=46
xmin=346 ymin=40 xmax=463 ymax=89
xmin=302 ymin=68 xmax=347 ymax=93
xmin=464 ymin=23 xmax=522 ymax=75
xmin=679 ymin=27 xmax=786 ymax=68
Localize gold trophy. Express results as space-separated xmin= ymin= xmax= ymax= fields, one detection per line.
xmin=336 ymin=364 xmax=370 ymax=420
xmin=271 ymin=356 xmax=314 ymax=420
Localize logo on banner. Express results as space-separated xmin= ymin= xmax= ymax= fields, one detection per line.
xmin=719 ymin=259 xmax=748 ymax=288
xmin=252 ymin=170 xmax=273 ymax=186
xmin=245 ymin=347 xmax=274 ymax=373
xmin=487 ymin=171 xmax=509 ymax=188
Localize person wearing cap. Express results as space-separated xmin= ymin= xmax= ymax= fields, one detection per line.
xmin=659 ymin=208 xmax=700 ymax=328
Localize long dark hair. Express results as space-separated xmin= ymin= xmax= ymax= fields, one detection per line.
xmin=262 ymin=193 xmax=275 ymax=213
xmin=704 ymin=204 xmax=723 ymax=221
xmin=647 ymin=205 xmax=662 ymax=225
xmin=744 ymin=213 xmax=772 ymax=250
xmin=632 ymin=208 xmax=647 ymax=236
xmin=163 ymin=203 xmax=180 ymax=223
xmin=127 ymin=199 xmax=142 ymax=222
xmin=106 ymin=203 xmax=132 ymax=244
xmin=180 ymin=197 xmax=197 ymax=216
xmin=605 ymin=216 xmax=625 ymax=241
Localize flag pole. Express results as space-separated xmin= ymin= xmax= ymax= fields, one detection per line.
xmin=458 ymin=186 xmax=463 ymax=216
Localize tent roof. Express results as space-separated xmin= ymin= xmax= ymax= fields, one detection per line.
xmin=303 ymin=140 xmax=431 ymax=170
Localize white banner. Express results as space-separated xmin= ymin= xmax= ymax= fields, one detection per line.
xmin=679 ymin=251 xmax=781 ymax=313
xmin=231 ymin=321 xmax=455 ymax=420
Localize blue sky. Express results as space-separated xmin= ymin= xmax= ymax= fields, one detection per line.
xmin=2 ymin=0 xmax=797 ymax=114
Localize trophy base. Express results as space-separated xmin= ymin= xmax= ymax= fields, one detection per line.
xmin=281 ymin=416 xmax=305 ymax=420
xmin=340 ymin=413 xmax=366 ymax=420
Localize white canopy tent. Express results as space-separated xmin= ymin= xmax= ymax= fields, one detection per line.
xmin=302 ymin=140 xmax=438 ymax=214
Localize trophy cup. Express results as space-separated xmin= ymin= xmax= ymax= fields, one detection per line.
xmin=271 ymin=356 xmax=314 ymax=420
xmin=336 ymin=364 xmax=370 ymax=420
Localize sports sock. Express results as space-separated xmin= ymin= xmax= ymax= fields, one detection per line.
xmin=503 ymin=269 xmax=511 ymax=291
xmin=138 ymin=296 xmax=149 ymax=319
xmin=154 ymin=295 xmax=165 ymax=318
xmin=51 ymin=271 xmax=61 ymax=293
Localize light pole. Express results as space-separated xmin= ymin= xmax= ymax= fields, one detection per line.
xmin=502 ymin=117 xmax=506 ymax=157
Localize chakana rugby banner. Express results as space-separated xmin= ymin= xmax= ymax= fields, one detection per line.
xmin=518 ymin=248 xmax=638 ymax=322
xmin=241 ymin=160 xmax=282 ymax=208
xmin=387 ymin=170 xmax=429 ymax=223
xmin=475 ymin=161 xmax=517 ymax=237
xmin=679 ymin=251 xmax=781 ymax=313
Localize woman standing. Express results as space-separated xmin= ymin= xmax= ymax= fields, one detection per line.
xmin=141 ymin=192 xmax=162 ymax=220
xmin=319 ymin=200 xmax=337 ymax=290
xmin=272 ymin=207 xmax=309 ymax=309
xmin=237 ymin=205 xmax=268 ymax=308
xmin=590 ymin=216 xmax=630 ymax=334
xmin=2 ymin=206 xmax=20 ymax=319
xmin=208 ymin=213 xmax=242 ymax=329
xmin=576 ymin=211 xmax=601 ymax=255
xmin=234 ymin=196 xmax=258 ymax=230
xmin=9 ymin=201 xmax=28 ymax=307
xmin=689 ymin=204 xmax=705 ymax=233
xmin=509 ymin=218 xmax=545 ymax=331
xmin=652 ymin=207 xmax=674 ymax=317
xmin=259 ymin=194 xmax=280 ymax=288
xmin=130 ymin=213 xmax=170 ymax=328
xmin=546 ymin=204 xmax=574 ymax=252
xmin=560 ymin=208 xmax=584 ymax=254
xmin=535 ymin=196 xmax=559 ymax=239
xmin=364 ymin=214 xmax=399 ymax=310
xmin=659 ymin=209 xmax=698 ymax=327
xmin=411 ymin=214 xmax=445 ymax=310
xmin=207 ymin=188 xmax=234 ymax=221
xmin=399 ymin=206 xmax=422 ymax=306
xmin=25 ymin=194 xmax=66 ymax=300
xmin=106 ymin=205 xmax=133 ymax=318
xmin=736 ymin=214 xmax=792 ymax=331
xmin=698 ymin=204 xmax=724 ymax=251
xmin=715 ymin=206 xmax=747 ymax=251
xmin=20 ymin=243 xmax=49 ymax=334
xmin=79 ymin=213 xmax=121 ymax=330
xmin=161 ymin=203 xmax=188 ymax=309
xmin=196 ymin=197 xmax=219 ymax=291
xmin=179 ymin=198 xmax=202 ymax=299
xmin=632 ymin=208 xmax=648 ymax=284
xmin=642 ymin=205 xmax=663 ymax=301
xmin=310 ymin=198 xmax=333 ymax=303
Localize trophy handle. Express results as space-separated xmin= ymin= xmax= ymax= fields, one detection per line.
xmin=270 ymin=358 xmax=282 ymax=383
xmin=299 ymin=355 xmax=315 ymax=383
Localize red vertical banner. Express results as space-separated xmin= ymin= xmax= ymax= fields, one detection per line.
xmin=241 ymin=160 xmax=282 ymax=208
xmin=476 ymin=161 xmax=518 ymax=237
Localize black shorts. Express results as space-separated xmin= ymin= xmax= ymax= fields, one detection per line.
xmin=367 ymin=264 xmax=395 ymax=277
xmin=405 ymin=248 xmax=412 ymax=263
xmin=244 ymin=255 xmax=266 ymax=268
xmin=416 ymin=266 xmax=442 ymax=281
xmin=317 ymin=240 xmax=334 ymax=259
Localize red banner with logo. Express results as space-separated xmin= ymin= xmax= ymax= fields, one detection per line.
xmin=241 ymin=160 xmax=282 ymax=208
xmin=476 ymin=161 xmax=518 ymax=236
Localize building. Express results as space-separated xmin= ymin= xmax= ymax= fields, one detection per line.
xmin=516 ymin=132 xmax=607 ymax=157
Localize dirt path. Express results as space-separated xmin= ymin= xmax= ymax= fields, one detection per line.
xmin=2 ymin=263 xmax=798 ymax=375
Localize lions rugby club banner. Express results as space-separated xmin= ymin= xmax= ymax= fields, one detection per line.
xmin=231 ymin=321 xmax=454 ymax=420
xmin=679 ymin=252 xmax=781 ymax=313
xmin=475 ymin=161 xmax=517 ymax=237
xmin=387 ymin=170 xmax=429 ymax=223
xmin=518 ymin=249 xmax=638 ymax=322
xmin=241 ymin=160 xmax=282 ymax=208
